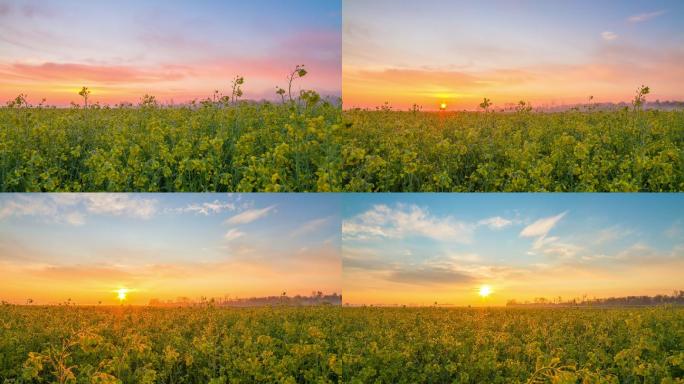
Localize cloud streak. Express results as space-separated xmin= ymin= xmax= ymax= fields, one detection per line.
xmin=224 ymin=228 xmax=245 ymax=242
xmin=627 ymin=10 xmax=666 ymax=23
xmin=225 ymin=205 xmax=276 ymax=225
xmin=342 ymin=204 xmax=473 ymax=242
xmin=520 ymin=212 xmax=567 ymax=238
xmin=478 ymin=216 xmax=513 ymax=230
xmin=601 ymin=31 xmax=618 ymax=41
xmin=0 ymin=194 xmax=157 ymax=224
xmin=2 ymin=62 xmax=188 ymax=83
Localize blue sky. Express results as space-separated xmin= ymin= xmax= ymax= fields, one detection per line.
xmin=0 ymin=193 xmax=341 ymax=304
xmin=0 ymin=0 xmax=341 ymax=104
xmin=344 ymin=0 xmax=684 ymax=109
xmin=342 ymin=194 xmax=684 ymax=305
xmin=2 ymin=193 xmax=681 ymax=306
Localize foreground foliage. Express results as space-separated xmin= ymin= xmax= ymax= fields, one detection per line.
xmin=340 ymin=306 xmax=684 ymax=383
xmin=0 ymin=101 xmax=341 ymax=192
xmin=2 ymin=103 xmax=682 ymax=192
xmin=2 ymin=306 xmax=682 ymax=383
xmin=339 ymin=109 xmax=684 ymax=191
xmin=0 ymin=305 xmax=342 ymax=383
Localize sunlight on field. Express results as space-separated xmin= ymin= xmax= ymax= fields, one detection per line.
xmin=339 ymin=108 xmax=683 ymax=191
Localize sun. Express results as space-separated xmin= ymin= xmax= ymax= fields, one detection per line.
xmin=479 ymin=285 xmax=492 ymax=298
xmin=116 ymin=288 xmax=129 ymax=302
xmin=439 ymin=102 xmax=447 ymax=110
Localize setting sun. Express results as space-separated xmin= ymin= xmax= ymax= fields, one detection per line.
xmin=439 ymin=102 xmax=447 ymax=110
xmin=479 ymin=285 xmax=492 ymax=298
xmin=116 ymin=288 xmax=129 ymax=302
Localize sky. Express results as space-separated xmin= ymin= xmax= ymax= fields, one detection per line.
xmin=0 ymin=194 xmax=341 ymax=305
xmin=342 ymin=194 xmax=684 ymax=306
xmin=0 ymin=0 xmax=341 ymax=106
xmin=343 ymin=0 xmax=684 ymax=110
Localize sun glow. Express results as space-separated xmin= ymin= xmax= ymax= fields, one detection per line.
xmin=439 ymin=102 xmax=447 ymax=110
xmin=479 ymin=285 xmax=492 ymax=298
xmin=116 ymin=288 xmax=129 ymax=302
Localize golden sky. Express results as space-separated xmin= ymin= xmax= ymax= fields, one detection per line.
xmin=343 ymin=0 xmax=684 ymax=110
xmin=0 ymin=194 xmax=341 ymax=305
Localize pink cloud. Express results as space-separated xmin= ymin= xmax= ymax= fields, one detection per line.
xmin=0 ymin=56 xmax=340 ymax=105
xmin=4 ymin=62 xmax=189 ymax=83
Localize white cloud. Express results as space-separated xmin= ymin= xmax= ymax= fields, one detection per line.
xmin=541 ymin=242 xmax=582 ymax=259
xmin=342 ymin=204 xmax=472 ymax=242
xmin=614 ymin=242 xmax=683 ymax=263
xmin=82 ymin=194 xmax=157 ymax=219
xmin=0 ymin=196 xmax=57 ymax=220
xmin=478 ymin=216 xmax=512 ymax=230
xmin=594 ymin=225 xmax=632 ymax=244
xmin=665 ymin=221 xmax=682 ymax=239
xmin=174 ymin=200 xmax=236 ymax=216
xmin=521 ymin=212 xmax=576 ymax=257
xmin=0 ymin=194 xmax=157 ymax=225
xmin=520 ymin=212 xmax=567 ymax=238
xmin=224 ymin=228 xmax=245 ymax=242
xmin=627 ymin=10 xmax=665 ymax=23
xmin=601 ymin=31 xmax=618 ymax=41
xmin=225 ymin=205 xmax=276 ymax=225
xmin=64 ymin=211 xmax=85 ymax=226
xmin=445 ymin=252 xmax=481 ymax=263
xmin=532 ymin=235 xmax=560 ymax=250
xmin=290 ymin=216 xmax=332 ymax=237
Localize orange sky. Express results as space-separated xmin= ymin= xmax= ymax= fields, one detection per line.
xmin=343 ymin=1 xmax=684 ymax=110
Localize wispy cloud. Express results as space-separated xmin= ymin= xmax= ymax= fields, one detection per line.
xmin=445 ymin=252 xmax=481 ymax=263
xmin=478 ymin=216 xmax=512 ymax=230
xmin=594 ymin=225 xmax=633 ymax=244
xmin=342 ymin=204 xmax=473 ymax=242
xmin=82 ymin=194 xmax=157 ymax=219
xmin=520 ymin=212 xmax=567 ymax=238
xmin=387 ymin=266 xmax=475 ymax=286
xmin=224 ymin=228 xmax=245 ymax=242
xmin=520 ymin=211 xmax=573 ymax=256
xmin=0 ymin=194 xmax=157 ymax=224
xmin=225 ymin=205 xmax=276 ymax=225
xmin=3 ymin=62 xmax=188 ymax=83
xmin=64 ymin=211 xmax=85 ymax=226
xmin=0 ymin=195 xmax=58 ymax=220
xmin=601 ymin=31 xmax=618 ymax=41
xmin=665 ymin=220 xmax=682 ymax=239
xmin=170 ymin=199 xmax=238 ymax=216
xmin=627 ymin=10 xmax=665 ymax=23
xmin=290 ymin=216 xmax=333 ymax=237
